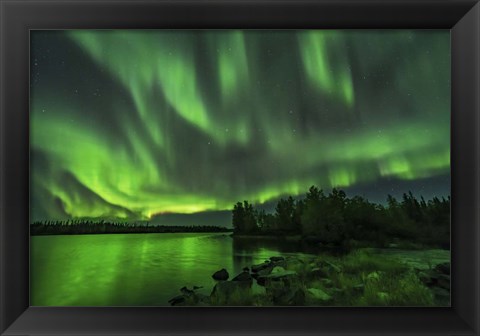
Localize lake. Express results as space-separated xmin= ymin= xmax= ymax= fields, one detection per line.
xmin=30 ymin=232 xmax=316 ymax=306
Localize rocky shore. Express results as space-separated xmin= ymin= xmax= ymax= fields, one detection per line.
xmin=168 ymin=252 xmax=450 ymax=306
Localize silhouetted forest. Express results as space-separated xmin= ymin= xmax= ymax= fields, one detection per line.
xmin=31 ymin=220 xmax=231 ymax=235
xmin=232 ymin=186 xmax=450 ymax=249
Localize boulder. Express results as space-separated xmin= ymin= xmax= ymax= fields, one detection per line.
xmin=271 ymin=266 xmax=287 ymax=274
xmin=260 ymin=270 xmax=297 ymax=281
xmin=168 ymin=295 xmax=186 ymax=306
xmin=195 ymin=293 xmax=211 ymax=305
xmin=168 ymin=284 xmax=208 ymax=306
xmin=256 ymin=276 xmax=267 ymax=286
xmin=258 ymin=264 xmax=274 ymax=275
xmin=252 ymin=265 xmax=274 ymax=283
xmin=257 ymin=270 xmax=298 ymax=287
xmin=271 ymin=259 xmax=287 ymax=268
xmin=212 ymin=268 xmax=229 ymax=281
xmin=210 ymin=280 xmax=251 ymax=305
xmin=231 ymin=271 xmax=253 ymax=286
xmin=180 ymin=286 xmax=195 ymax=296
xmin=251 ymin=262 xmax=272 ymax=273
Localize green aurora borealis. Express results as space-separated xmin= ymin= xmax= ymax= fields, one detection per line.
xmin=30 ymin=30 xmax=450 ymax=223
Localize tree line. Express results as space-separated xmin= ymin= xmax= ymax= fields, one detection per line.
xmin=232 ymin=186 xmax=450 ymax=249
xmin=31 ymin=220 xmax=231 ymax=235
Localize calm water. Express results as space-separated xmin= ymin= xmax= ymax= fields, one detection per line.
xmin=31 ymin=233 xmax=314 ymax=306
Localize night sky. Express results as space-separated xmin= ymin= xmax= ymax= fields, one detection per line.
xmin=30 ymin=30 xmax=450 ymax=225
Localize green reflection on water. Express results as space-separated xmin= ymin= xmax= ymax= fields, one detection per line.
xmin=31 ymin=232 xmax=298 ymax=306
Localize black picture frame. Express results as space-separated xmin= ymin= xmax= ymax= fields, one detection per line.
xmin=1 ymin=0 xmax=479 ymax=335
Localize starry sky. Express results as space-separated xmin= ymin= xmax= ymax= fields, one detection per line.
xmin=30 ymin=30 xmax=450 ymax=225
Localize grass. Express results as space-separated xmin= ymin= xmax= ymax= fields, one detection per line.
xmin=209 ymin=285 xmax=273 ymax=306
xmin=202 ymin=249 xmax=440 ymax=307
xmin=312 ymin=250 xmax=435 ymax=306
xmin=338 ymin=249 xmax=408 ymax=275
xmin=357 ymin=271 xmax=434 ymax=306
xmin=303 ymin=249 xmax=436 ymax=306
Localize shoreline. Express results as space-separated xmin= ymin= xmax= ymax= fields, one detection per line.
xmin=231 ymin=234 xmax=302 ymax=241
xmin=30 ymin=230 xmax=232 ymax=236
xmin=168 ymin=250 xmax=451 ymax=306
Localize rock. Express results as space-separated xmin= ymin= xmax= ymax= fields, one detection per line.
xmin=307 ymin=288 xmax=332 ymax=302
xmin=210 ymin=280 xmax=250 ymax=304
xmin=259 ymin=264 xmax=275 ymax=274
xmin=256 ymin=276 xmax=267 ymax=286
xmin=180 ymin=286 xmax=195 ymax=296
xmin=168 ymin=295 xmax=186 ymax=306
xmin=195 ymin=293 xmax=211 ymax=305
xmin=212 ymin=268 xmax=229 ymax=281
xmin=168 ymin=284 xmax=209 ymax=306
xmin=270 ymin=256 xmax=285 ymax=262
xmin=168 ymin=293 xmax=196 ymax=306
xmin=271 ymin=266 xmax=286 ymax=274
xmin=231 ymin=271 xmax=253 ymax=286
xmin=253 ymin=266 xmax=274 ymax=285
xmin=251 ymin=262 xmax=271 ymax=273
xmin=251 ymin=267 xmax=268 ymax=278
xmin=434 ymin=262 xmax=450 ymax=275
xmin=257 ymin=270 xmax=298 ymax=287
xmin=262 ymin=270 xmax=305 ymax=306
xmin=261 ymin=270 xmax=297 ymax=281
xmin=271 ymin=258 xmax=287 ymax=268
